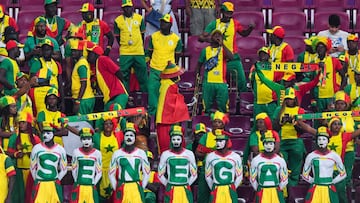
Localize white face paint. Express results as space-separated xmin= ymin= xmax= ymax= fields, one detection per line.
xmin=124 ymin=131 xmax=136 ymax=146
xmin=81 ymin=137 xmax=93 ymax=148
xmin=263 ymin=141 xmax=275 ymax=153
xmin=43 ymin=131 xmax=54 ymax=143
xmin=216 ymin=139 xmax=226 ymax=150
xmin=317 ymin=136 xmax=329 ymax=149
xmin=171 ymin=135 xmax=182 ymax=148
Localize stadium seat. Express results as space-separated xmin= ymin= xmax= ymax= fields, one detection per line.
xmin=226 ymin=115 xmax=251 ymax=137
xmin=17 ymin=10 xmax=43 ymax=36
xmin=283 ymin=35 xmax=306 ymax=59
xmin=102 ymin=11 xmax=123 ymax=31
xmin=232 ymin=11 xmax=265 ymax=35
xmin=61 ymin=11 xmax=82 ymax=25
xmin=227 ymin=0 xmax=265 ymax=12
xmin=312 ymin=0 xmax=349 ymax=11
xmin=184 ymin=36 xmax=209 ymax=72
xmin=313 ymin=11 xmax=350 ymax=33
xmin=237 ymin=185 xmax=255 ymax=203
xmin=270 ymin=0 xmax=307 ymax=11
xmin=272 ymin=12 xmax=308 ymax=35
xmin=228 ymin=91 xmax=238 ymax=115
xmin=354 ymin=13 xmax=360 ymax=33
xmin=241 ymin=54 xmax=258 ymax=72
xmin=178 ymin=71 xmax=196 ymax=92
xmin=230 ymin=137 xmax=248 ymax=156
xmin=288 ymin=183 xmax=310 ymax=203
xmin=16 ymin=0 xmax=43 ymax=11
xmin=192 ymin=115 xmax=212 ymax=131
xmin=58 ymin=0 xmax=88 ymax=13
xmin=301 ymin=133 xmax=314 ymax=154
xmin=239 ymin=92 xmax=254 ymax=116
xmin=237 ymin=36 xmax=265 ymax=59
xmin=108 ymin=40 xmax=119 ymax=63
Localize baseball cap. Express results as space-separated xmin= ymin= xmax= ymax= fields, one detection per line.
xmin=16 ymin=72 xmax=29 ymax=81
xmin=4 ymin=26 xmax=17 ymax=37
xmin=41 ymin=39 xmax=54 ymax=47
xmin=284 ymin=87 xmax=296 ymax=99
xmin=0 ymin=5 xmax=5 ymax=18
xmin=87 ymin=42 xmax=104 ymax=55
xmin=70 ymin=40 xmax=85 ymax=51
xmin=44 ymin=0 xmax=57 ymax=5
xmin=266 ymin=26 xmax=285 ymax=39
xmin=79 ymin=3 xmax=95 ymax=12
xmin=221 ymin=2 xmax=234 ymax=12
xmin=122 ymin=0 xmax=133 ymax=7
xmin=282 ymin=72 xmax=296 ymax=81
xmin=6 ymin=40 xmax=24 ymax=51
xmin=347 ymin=34 xmax=359 ymax=42
xmin=257 ymin=46 xmax=270 ymax=55
xmin=159 ymin=14 xmax=173 ymax=24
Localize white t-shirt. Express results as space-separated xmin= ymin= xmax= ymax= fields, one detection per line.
xmin=317 ymin=29 xmax=349 ymax=57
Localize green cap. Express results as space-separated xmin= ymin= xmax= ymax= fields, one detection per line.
xmin=44 ymin=0 xmax=57 ymax=5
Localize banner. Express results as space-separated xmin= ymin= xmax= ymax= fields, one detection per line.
xmin=59 ymin=107 xmax=146 ymax=123
xmin=271 ymin=63 xmax=319 ymax=72
xmin=295 ymin=110 xmax=360 ymax=120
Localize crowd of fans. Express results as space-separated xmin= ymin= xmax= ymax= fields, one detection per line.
xmin=0 ymin=0 xmax=360 ymax=202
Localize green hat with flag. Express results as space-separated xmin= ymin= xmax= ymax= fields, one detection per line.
xmin=79 ymin=127 xmax=94 ymax=137
xmin=170 ymin=125 xmax=183 ymax=137
xmin=260 ymin=130 xmax=276 ymax=143
xmin=124 ymin=122 xmax=136 ymax=133
xmin=44 ymin=0 xmax=57 ymax=5
xmin=214 ymin=129 xmax=230 ymax=140
xmin=284 ymin=87 xmax=296 ymax=99
xmin=42 ymin=121 xmax=54 ymax=131
xmin=122 ymin=0 xmax=133 ymax=7
xmin=194 ymin=123 xmax=206 ymax=134
xmin=0 ymin=96 xmax=16 ymax=108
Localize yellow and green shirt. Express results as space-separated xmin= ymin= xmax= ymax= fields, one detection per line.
xmin=273 ymin=106 xmax=305 ymax=140
xmin=205 ymin=18 xmax=243 ymax=54
xmin=314 ymin=56 xmax=342 ymax=98
xmin=0 ymin=153 xmax=15 ymax=203
xmin=71 ymin=57 xmax=94 ymax=100
xmin=190 ymin=0 xmax=216 ymax=8
xmin=30 ymin=57 xmax=62 ymax=89
xmin=114 ymin=13 xmax=145 ymax=55
xmin=93 ymin=132 xmax=121 ymax=169
xmin=198 ymin=46 xmax=226 ymax=83
xmin=148 ymin=31 xmax=182 ymax=71
xmin=0 ymin=56 xmax=20 ymax=95
xmin=37 ymin=109 xmax=66 ymax=146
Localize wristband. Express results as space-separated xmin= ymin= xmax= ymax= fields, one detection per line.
xmin=75 ymin=99 xmax=81 ymax=104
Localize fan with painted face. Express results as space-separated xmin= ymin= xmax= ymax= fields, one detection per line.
xmin=124 ymin=122 xmax=137 ymax=146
